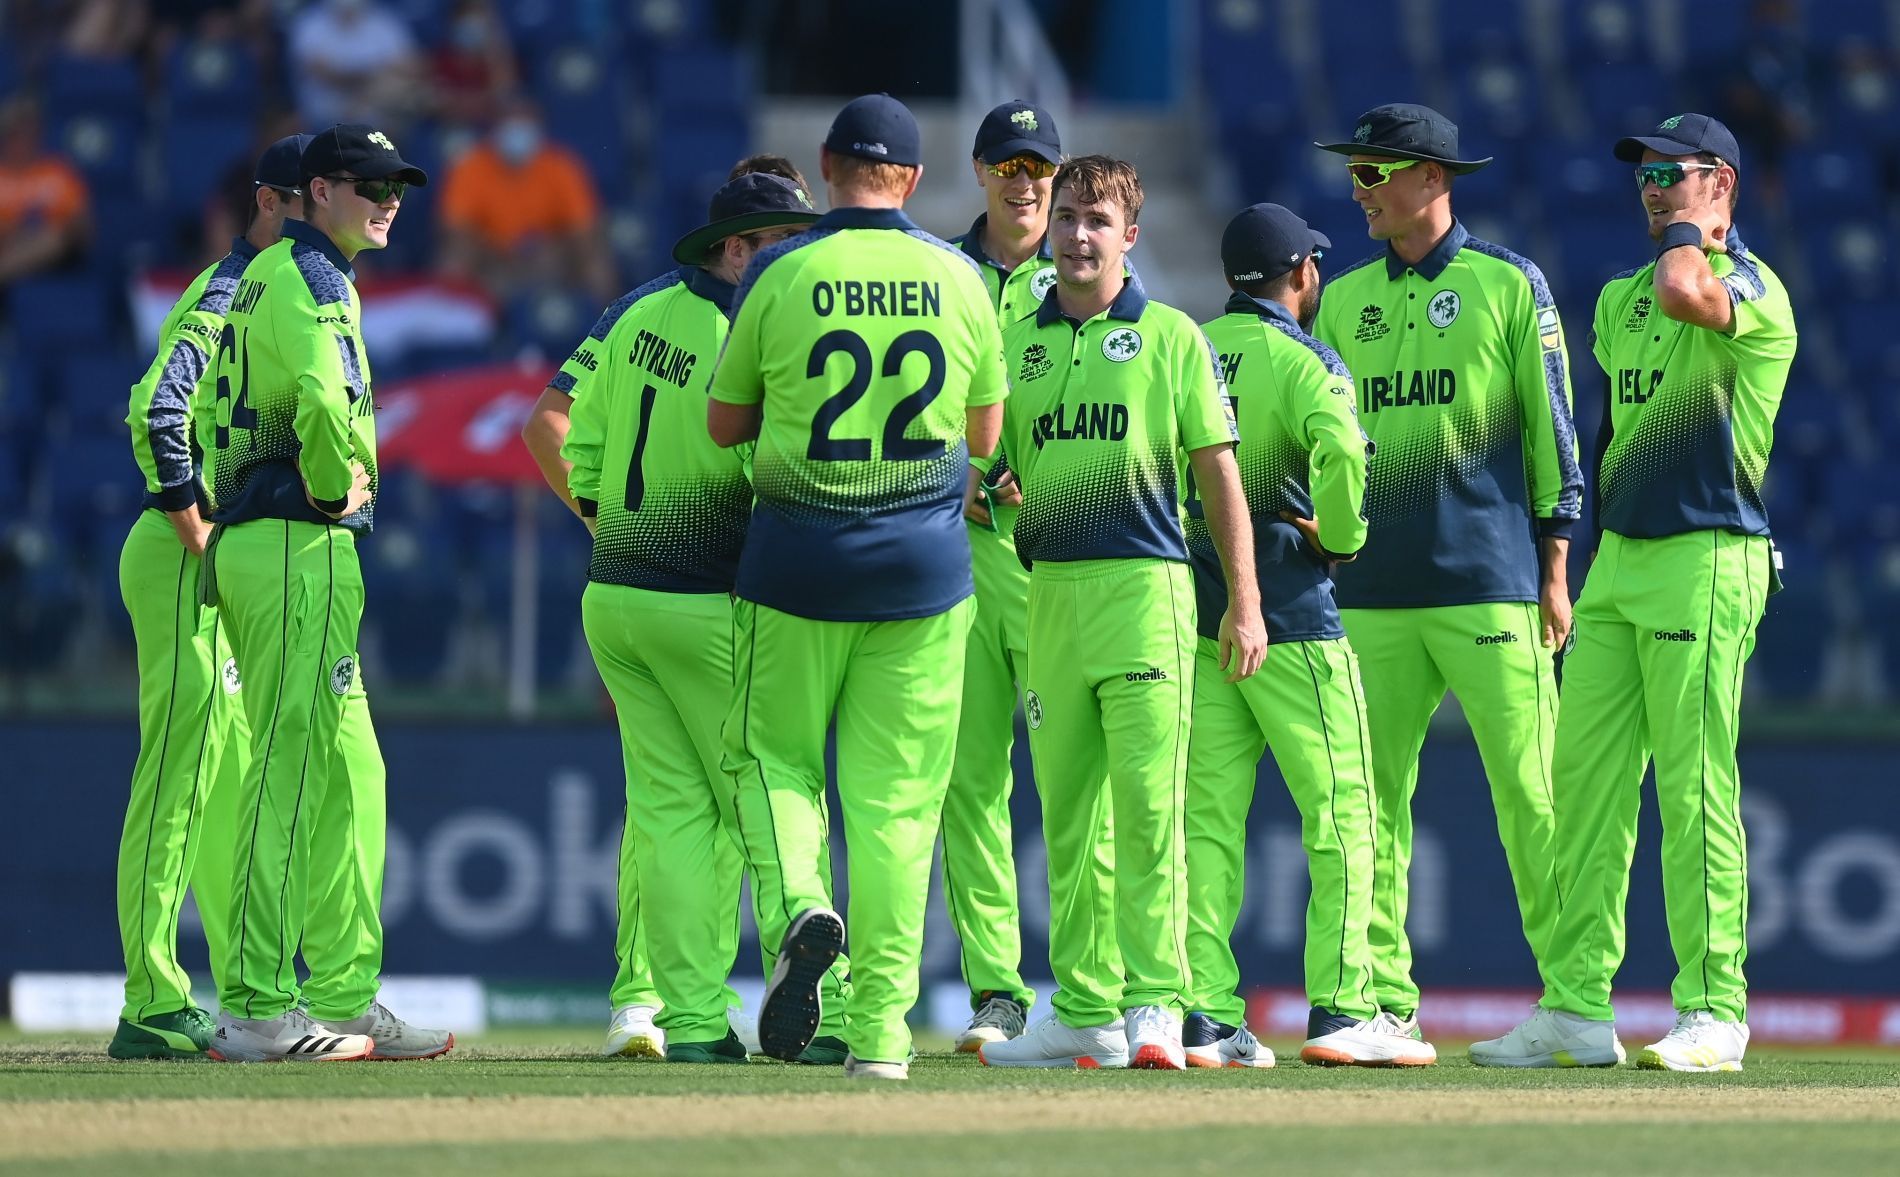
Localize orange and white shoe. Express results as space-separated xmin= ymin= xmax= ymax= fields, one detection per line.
xmin=321 ymin=1001 xmax=454 ymax=1061
xmin=979 ymin=1011 xmax=1127 ymax=1068
xmin=1183 ymin=1013 xmax=1275 ymax=1068
xmin=1302 ymin=1008 xmax=1437 ymax=1067
xmin=207 ymin=1009 xmax=373 ymax=1063
xmin=1126 ymin=1005 xmax=1186 ymax=1070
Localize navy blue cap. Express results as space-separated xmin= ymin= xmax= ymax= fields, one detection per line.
xmin=1614 ymin=112 xmax=1743 ymax=171
xmin=824 ymin=94 xmax=922 ymax=168
xmin=301 ymin=123 xmax=429 ymax=186
xmin=672 ymin=172 xmax=822 ymax=265
xmin=255 ymin=133 xmax=312 ymax=191
xmin=1315 ymin=103 xmax=1492 ymax=174
xmin=1222 ymin=203 xmax=1330 ymax=284
xmin=973 ymin=99 xmax=1061 ymax=165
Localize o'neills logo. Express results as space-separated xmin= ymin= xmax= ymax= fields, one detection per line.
xmin=1654 ymin=629 xmax=1699 ymax=642
xmin=1125 ymin=667 xmax=1169 ymax=682
xmin=1475 ymin=632 xmax=1518 ymax=646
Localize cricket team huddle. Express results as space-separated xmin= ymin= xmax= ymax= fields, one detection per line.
xmin=110 ymin=90 xmax=1795 ymax=1079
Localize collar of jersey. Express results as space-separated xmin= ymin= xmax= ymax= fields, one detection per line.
xmin=229 ymin=235 xmax=261 ymax=264
xmin=1224 ymin=289 xmax=1299 ymax=330
xmin=1383 ymin=218 xmax=1468 ymax=282
xmin=811 ymin=206 xmax=922 ymax=233
xmin=682 ymin=264 xmax=736 ymax=315
xmin=283 ymin=219 xmax=355 ymax=282
xmin=958 ymin=212 xmax=1053 ymax=270
xmin=1035 ymin=264 xmax=1147 ymax=328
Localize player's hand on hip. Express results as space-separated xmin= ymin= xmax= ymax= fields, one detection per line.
xmin=988 ymin=469 xmax=1023 ymax=509
xmin=1540 ymin=579 xmax=1574 ymax=651
xmin=1217 ymin=605 xmax=1269 ymax=683
xmin=962 ymin=477 xmax=993 ymax=528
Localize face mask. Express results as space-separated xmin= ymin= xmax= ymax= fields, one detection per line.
xmin=495 ymin=119 xmax=541 ymax=165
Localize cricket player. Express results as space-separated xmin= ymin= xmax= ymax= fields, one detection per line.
xmin=942 ymin=98 xmax=1062 ymax=1051
xmin=981 ymin=156 xmax=1267 ymax=1071
xmin=562 ymin=173 xmax=819 ymax=1064
xmin=109 ymin=135 xmax=305 ymax=1060
xmin=709 ymin=94 xmax=1006 ymax=1081
xmin=524 ymin=157 xmax=817 ymax=1061
xmin=1475 ymin=114 xmax=1794 ymax=1072
xmin=1186 ymin=203 xmax=1436 ymax=1068
xmin=1312 ymin=105 xmax=1584 ymax=1034
xmin=203 ymin=125 xmax=449 ymax=1062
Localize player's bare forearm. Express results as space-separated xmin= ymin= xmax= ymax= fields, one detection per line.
xmin=965 ymin=403 xmax=1003 ymax=464
xmin=1654 ymin=212 xmax=1734 ymax=331
xmin=164 ymin=504 xmax=210 ymax=557
xmin=1539 ymin=533 xmax=1573 ymax=650
xmin=708 ymin=398 xmax=762 ymax=447
xmin=522 ymin=387 xmax=582 ymax=517
xmin=1189 ymin=443 xmax=1268 ymax=680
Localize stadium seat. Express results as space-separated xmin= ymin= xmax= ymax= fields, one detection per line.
xmin=648 ymin=47 xmax=752 ymax=115
xmin=41 ymin=53 xmax=144 ymax=122
xmin=157 ymin=115 xmax=253 ymax=223
xmin=162 ymin=36 xmax=261 ymax=115
xmin=61 ymin=350 xmax=145 ymax=434
xmin=6 ymin=273 xmax=117 ymax=351
xmin=531 ymin=44 xmax=630 ymax=192
xmin=52 ymin=111 xmax=141 ymax=193
xmin=41 ymin=430 xmax=141 ymax=559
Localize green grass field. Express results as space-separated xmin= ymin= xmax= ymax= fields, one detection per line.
xmin=3 ymin=1027 xmax=1897 ymax=1175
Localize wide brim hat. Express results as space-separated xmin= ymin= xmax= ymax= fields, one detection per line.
xmin=671 ymin=173 xmax=822 ymax=265
xmin=1314 ymin=102 xmax=1492 ymax=175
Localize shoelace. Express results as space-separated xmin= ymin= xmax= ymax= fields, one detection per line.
xmin=1127 ymin=1007 xmax=1173 ymax=1040
xmin=1668 ymin=1010 xmax=1718 ymax=1043
xmin=970 ymin=997 xmax=1022 ymax=1031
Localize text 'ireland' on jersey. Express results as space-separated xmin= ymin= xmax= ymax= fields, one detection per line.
xmin=708 ymin=207 xmax=1007 ymax=621
xmin=560 ymin=266 xmax=751 ymax=594
xmin=204 ymin=220 xmax=378 ymax=533
xmin=1590 ymin=233 xmax=1795 ymax=541
xmin=1313 ymin=221 xmax=1582 ymax=608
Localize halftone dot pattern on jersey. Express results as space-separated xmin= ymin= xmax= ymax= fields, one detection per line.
xmin=1599 ymin=364 xmax=1765 ymax=530
xmin=1015 ymin=440 xmax=1183 ymax=564
xmin=751 ymin=447 xmax=966 ymax=525
xmin=1360 ymin=380 xmax=1518 ymax=530
xmin=589 ymin=473 xmax=752 ymax=592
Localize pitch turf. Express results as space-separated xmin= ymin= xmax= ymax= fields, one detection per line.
xmin=2 ymin=1028 xmax=1897 ymax=1175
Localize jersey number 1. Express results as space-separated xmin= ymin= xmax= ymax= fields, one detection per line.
xmin=622 ymin=383 xmax=660 ymax=511
xmin=805 ymin=329 xmax=946 ymax=462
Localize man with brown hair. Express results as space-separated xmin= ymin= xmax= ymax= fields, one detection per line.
xmin=981 ymin=155 xmax=1266 ymax=1070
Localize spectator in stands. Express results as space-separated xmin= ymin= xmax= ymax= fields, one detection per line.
xmin=429 ymin=0 xmax=517 ymax=127
xmin=0 ymin=96 xmax=90 ymax=285
xmin=287 ymin=0 xmax=423 ymax=128
xmin=62 ymin=0 xmax=149 ymax=60
xmin=437 ymin=96 xmax=615 ymax=300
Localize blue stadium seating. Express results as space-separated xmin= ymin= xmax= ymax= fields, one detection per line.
xmin=157 ymin=114 xmax=252 ymax=223
xmin=162 ymin=37 xmax=261 ymax=115
xmin=6 ymin=273 xmax=117 ymax=352
xmin=41 ymin=54 xmax=144 ymax=122
xmin=530 ymin=43 xmax=629 ymax=191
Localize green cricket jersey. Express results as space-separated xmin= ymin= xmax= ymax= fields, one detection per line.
xmin=128 ymin=238 xmax=259 ymax=513
xmin=560 ymin=265 xmax=751 ymax=593
xmin=709 ymin=206 xmax=1007 ymax=621
xmin=1190 ymin=292 xmax=1371 ymax=643
xmin=205 ymin=220 xmax=377 ymax=532
xmin=1590 ymin=232 xmax=1796 ymax=539
xmin=1314 ymin=220 xmax=1583 ymax=607
xmin=1000 ymin=269 xmax=1237 ymax=566
xmin=950 ymin=212 xmax=1056 ymax=539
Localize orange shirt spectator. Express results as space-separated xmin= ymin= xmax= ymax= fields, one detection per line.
xmin=440 ymin=137 xmax=600 ymax=253
xmin=0 ymin=97 xmax=91 ymax=284
xmin=0 ymin=155 xmax=88 ymax=237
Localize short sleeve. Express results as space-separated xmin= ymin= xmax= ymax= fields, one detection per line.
xmin=1176 ymin=325 xmax=1238 ymax=452
xmin=708 ymin=276 xmax=767 ymax=406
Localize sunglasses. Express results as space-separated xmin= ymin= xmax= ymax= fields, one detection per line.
xmin=1633 ymin=161 xmax=1721 ymax=190
xmin=1348 ymin=159 xmax=1421 ymax=189
xmin=326 ymin=175 xmax=407 ymax=203
xmin=986 ymin=156 xmax=1058 ymax=180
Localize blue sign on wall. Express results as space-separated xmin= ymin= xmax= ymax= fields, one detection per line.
xmin=4 ymin=720 xmax=1896 ymax=998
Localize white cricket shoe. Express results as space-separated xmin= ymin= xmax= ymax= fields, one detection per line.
xmin=207 ymin=1008 xmax=373 ymax=1063
xmin=730 ymin=1006 xmax=761 ymax=1055
xmin=602 ymin=1003 xmax=666 ymax=1058
xmin=843 ymin=1052 xmax=909 ymax=1080
xmin=979 ymin=1010 xmax=1128 ymax=1068
xmin=1183 ymin=1013 xmax=1275 ymax=1068
xmin=1637 ymin=1010 xmax=1749 ymax=1072
xmin=956 ymin=993 xmax=1028 ymax=1053
xmin=321 ymin=1001 xmax=454 ymax=1060
xmin=1126 ymin=1005 xmax=1186 ymax=1070
xmin=1469 ymin=1007 xmax=1625 ymax=1068
xmin=1300 ymin=1009 xmax=1437 ymax=1067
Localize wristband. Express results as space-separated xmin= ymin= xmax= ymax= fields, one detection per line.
xmin=969 ymin=453 xmax=996 ymax=474
xmin=1658 ymin=221 xmax=1704 ymax=255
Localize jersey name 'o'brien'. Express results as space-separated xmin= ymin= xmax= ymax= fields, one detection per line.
xmin=810 ymin=279 xmax=942 ymax=317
